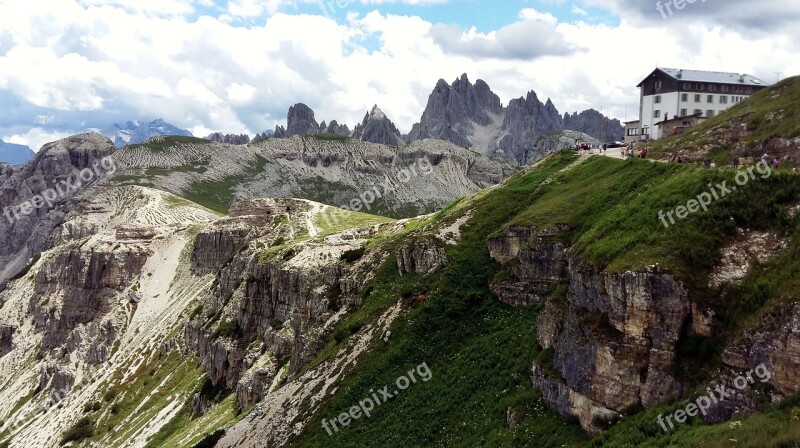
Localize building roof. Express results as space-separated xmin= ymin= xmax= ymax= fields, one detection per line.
xmin=637 ymin=68 xmax=769 ymax=87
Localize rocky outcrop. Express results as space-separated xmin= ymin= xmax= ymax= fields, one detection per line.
xmin=0 ymin=133 xmax=116 ymax=284
xmin=0 ymin=324 xmax=14 ymax=356
xmin=489 ymin=226 xmax=693 ymax=434
xmin=563 ymin=110 xmax=624 ymax=144
xmin=722 ymin=301 xmax=800 ymax=397
xmin=285 ymin=103 xmax=320 ymax=138
xmin=191 ymin=198 xmax=307 ymax=274
xmin=498 ymin=94 xmax=563 ymax=163
xmin=488 ymin=226 xmax=569 ymax=306
xmin=397 ymin=239 xmax=448 ymax=275
xmin=320 ymin=120 xmax=350 ymax=137
xmin=207 ymin=133 xmax=251 ymax=145
xmin=534 ymin=262 xmax=690 ymax=434
xmin=352 ymin=105 xmax=405 ymax=146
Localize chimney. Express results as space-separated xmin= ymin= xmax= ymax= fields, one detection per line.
xmin=677 ymin=69 xmax=683 ymax=79
xmin=739 ymin=74 xmax=745 ymax=83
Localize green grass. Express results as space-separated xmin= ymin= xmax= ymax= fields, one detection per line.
xmin=285 ymin=151 xmax=800 ymax=446
xmin=290 ymin=151 xmax=587 ymax=447
xmin=307 ymin=133 xmax=350 ymax=141
xmin=510 ymin=157 xmax=799 ymax=289
xmin=180 ymin=156 xmax=270 ymax=214
xmin=587 ymin=393 xmax=800 ymax=447
xmin=313 ymin=207 xmax=395 ymax=237
xmin=125 ymin=136 xmax=211 ymax=151
xmin=650 ymin=75 xmax=800 ymax=162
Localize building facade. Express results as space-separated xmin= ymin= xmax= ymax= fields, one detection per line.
xmin=634 ymin=68 xmax=768 ymax=140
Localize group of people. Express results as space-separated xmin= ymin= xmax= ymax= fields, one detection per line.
xmin=623 ymin=143 xmax=648 ymax=159
xmin=761 ymin=153 xmax=781 ymax=169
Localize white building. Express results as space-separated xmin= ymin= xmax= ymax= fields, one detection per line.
xmin=631 ymin=68 xmax=769 ymax=140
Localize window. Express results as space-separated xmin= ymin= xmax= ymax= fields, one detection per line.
xmin=683 ymin=83 xmax=691 ymax=90
xmin=654 ymin=110 xmax=661 ymax=118
xmin=706 ymin=110 xmax=715 ymax=117
xmin=655 ymin=95 xmax=662 ymax=104
xmin=721 ymin=85 xmax=729 ymax=93
xmin=707 ymin=95 xmax=714 ymax=103
xmin=655 ymin=81 xmax=663 ymax=89
xmin=697 ymin=83 xmax=704 ymax=91
xmin=681 ymin=93 xmax=688 ymax=101
xmin=694 ymin=109 xmax=702 ymax=115
xmin=627 ymin=128 xmax=639 ymax=136
xmin=709 ymin=84 xmax=716 ymax=92
xmin=694 ymin=94 xmax=702 ymax=102
xmin=720 ymin=96 xmax=728 ymax=104
xmin=680 ymin=108 xmax=687 ymax=116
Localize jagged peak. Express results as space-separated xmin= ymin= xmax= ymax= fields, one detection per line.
xmin=369 ymin=104 xmax=386 ymax=120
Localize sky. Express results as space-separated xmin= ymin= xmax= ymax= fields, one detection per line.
xmin=1 ymin=0 xmax=799 ymax=150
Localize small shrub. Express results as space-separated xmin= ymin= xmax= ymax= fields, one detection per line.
xmin=340 ymin=247 xmax=365 ymax=263
xmin=61 ymin=417 xmax=95 ymax=444
xmin=213 ymin=319 xmax=243 ymax=339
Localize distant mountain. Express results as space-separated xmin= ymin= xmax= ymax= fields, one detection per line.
xmin=207 ymin=132 xmax=251 ymax=145
xmin=352 ymin=105 xmax=405 ymax=146
xmin=0 ymin=140 xmax=35 ymax=165
xmin=272 ymin=103 xmax=350 ymax=139
xmin=407 ymin=74 xmax=624 ymax=164
xmin=563 ymin=109 xmax=624 ymax=144
xmin=103 ymin=118 xmax=193 ymax=147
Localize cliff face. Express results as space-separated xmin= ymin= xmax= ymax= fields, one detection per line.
xmin=184 ymin=198 xmax=389 ymax=412
xmin=488 ymin=226 xmax=691 ymax=434
xmin=0 ymin=133 xmax=116 ymax=285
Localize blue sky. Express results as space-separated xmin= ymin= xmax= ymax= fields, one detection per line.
xmin=0 ymin=0 xmax=798 ymax=150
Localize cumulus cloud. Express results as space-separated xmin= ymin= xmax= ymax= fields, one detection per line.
xmin=427 ymin=8 xmax=577 ymax=60
xmin=0 ymin=0 xmax=798 ymax=151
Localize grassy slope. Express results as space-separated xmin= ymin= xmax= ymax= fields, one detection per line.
xmin=650 ymin=76 xmax=800 ymax=164
xmin=287 ymin=150 xmax=800 ymax=447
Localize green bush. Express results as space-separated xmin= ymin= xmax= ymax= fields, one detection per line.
xmin=61 ymin=417 xmax=95 ymax=444
xmin=340 ymin=247 xmax=365 ymax=263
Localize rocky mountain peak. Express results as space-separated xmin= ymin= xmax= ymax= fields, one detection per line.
xmin=352 ymin=104 xmax=405 ymax=146
xmin=285 ymin=103 xmax=319 ymax=137
xmin=408 ymin=75 xmax=624 ymax=165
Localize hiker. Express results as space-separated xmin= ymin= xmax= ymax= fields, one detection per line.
xmin=772 ymin=158 xmax=780 ymax=169
xmin=732 ymin=158 xmax=740 ymax=169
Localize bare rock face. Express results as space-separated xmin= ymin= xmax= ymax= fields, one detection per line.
xmin=489 ymin=226 xmax=691 ymax=434
xmin=34 ymin=242 xmax=150 ymax=356
xmin=191 ymin=198 xmax=307 ymax=274
xmin=0 ymin=133 xmax=116 ymax=284
xmin=488 ymin=226 xmax=569 ymax=306
xmin=321 ymin=120 xmax=350 ymax=136
xmin=498 ymin=94 xmax=563 ymax=163
xmin=407 ymin=74 xmax=624 ymax=165
xmin=563 ymin=109 xmax=624 ymax=144
xmin=397 ymin=239 xmax=448 ymax=275
xmin=534 ymin=262 xmax=690 ymax=434
xmin=285 ymin=103 xmax=320 ymax=137
xmin=408 ymin=74 xmax=502 ymax=149
xmin=0 ymin=324 xmax=14 ymax=356
xmin=722 ymin=301 xmax=800 ymax=397
xmin=352 ymin=105 xmax=405 ymax=146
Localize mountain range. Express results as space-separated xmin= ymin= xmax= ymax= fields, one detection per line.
xmin=0 ymin=140 xmax=35 ymax=165
xmin=0 ymin=76 xmax=799 ymax=448
xmin=264 ymin=74 xmax=623 ymax=165
xmin=98 ymin=118 xmax=194 ymax=147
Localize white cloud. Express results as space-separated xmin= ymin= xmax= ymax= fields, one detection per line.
xmin=0 ymin=0 xmax=798 ymax=153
